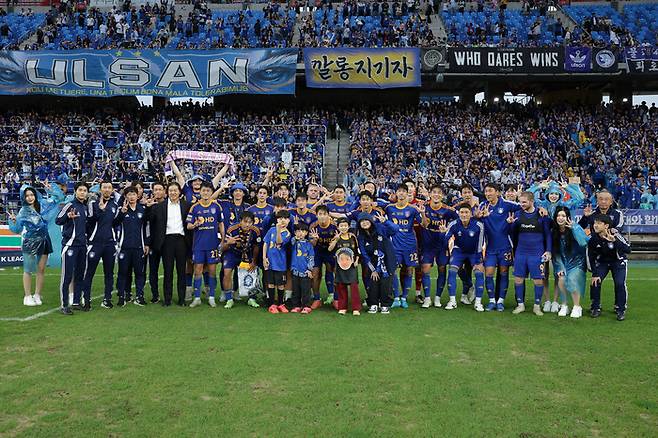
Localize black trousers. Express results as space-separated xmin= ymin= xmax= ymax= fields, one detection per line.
xmin=162 ymin=234 xmax=187 ymax=305
xmin=291 ymin=275 xmax=311 ymax=308
xmin=148 ymin=247 xmax=162 ymax=300
xmin=367 ymin=275 xmax=393 ymax=307
xmin=590 ymin=260 xmax=628 ymax=311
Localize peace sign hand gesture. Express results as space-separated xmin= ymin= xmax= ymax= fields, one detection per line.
xmin=67 ymin=208 xmax=80 ymax=219
xmin=438 ymin=220 xmax=448 ymax=233
xmin=506 ymin=212 xmax=517 ymax=224
xmin=121 ymin=199 xmax=128 ymax=213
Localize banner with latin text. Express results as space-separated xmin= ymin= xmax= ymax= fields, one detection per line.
xmin=448 ymin=47 xmax=564 ymax=73
xmin=303 ymin=48 xmax=421 ymax=88
xmin=0 ymin=49 xmax=298 ymax=97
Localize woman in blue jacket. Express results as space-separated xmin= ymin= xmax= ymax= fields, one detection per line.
xmin=357 ymin=212 xmax=399 ymax=314
xmin=8 ymin=185 xmax=59 ymax=306
xmin=551 ymin=207 xmax=589 ymax=319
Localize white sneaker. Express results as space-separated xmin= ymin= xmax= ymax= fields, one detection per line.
xmin=558 ymin=304 xmax=569 ymax=317
xmin=23 ymin=295 xmax=37 ymax=306
xmin=467 ymin=286 xmax=475 ymax=303
xmin=421 ymin=297 xmax=431 ymax=308
xmin=433 ymin=296 xmax=442 ymax=308
xmin=460 ymin=294 xmax=472 ymax=305
xmin=474 ymin=302 xmax=484 ymax=312
xmin=33 ymin=294 xmax=43 ymax=305
xmin=550 ymin=301 xmax=560 ymax=313
xmin=445 ymin=299 xmax=457 ymax=310
xmin=570 ymin=306 xmax=582 ymax=319
xmin=185 ymin=286 xmax=193 ymax=302
xmin=512 ymin=303 xmax=526 ymax=314
xmin=533 ymin=304 xmax=544 ymax=316
xmin=189 ymin=298 xmax=201 ymax=308
xmin=208 ymin=297 xmax=217 ymax=308
xmin=542 ymin=300 xmax=552 ymax=313
xmin=368 ymin=305 xmax=378 ymax=314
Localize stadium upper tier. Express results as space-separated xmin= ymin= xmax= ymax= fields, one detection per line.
xmin=2 ymin=1 xmax=657 ymax=50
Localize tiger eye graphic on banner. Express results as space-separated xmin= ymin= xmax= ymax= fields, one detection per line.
xmin=303 ymin=48 xmax=421 ymax=88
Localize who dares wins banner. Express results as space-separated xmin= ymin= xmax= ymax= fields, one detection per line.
xmin=304 ymin=48 xmax=421 ymax=88
xmin=0 ymin=49 xmax=298 ymax=97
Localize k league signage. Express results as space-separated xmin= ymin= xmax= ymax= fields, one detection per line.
xmin=0 ymin=49 xmax=297 ymax=97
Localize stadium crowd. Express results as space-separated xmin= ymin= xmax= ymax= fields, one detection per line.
xmin=345 ymin=101 xmax=658 ymax=209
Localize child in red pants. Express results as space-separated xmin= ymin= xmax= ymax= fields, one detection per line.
xmin=329 ymin=218 xmax=361 ymax=315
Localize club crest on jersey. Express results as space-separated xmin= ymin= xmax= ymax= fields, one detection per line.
xmin=608 ymin=242 xmax=614 ymax=249
xmin=457 ymin=231 xmax=462 ymax=237
xmin=498 ymin=208 xmax=504 ymax=214
xmin=210 ymin=207 xmax=216 ymax=215
xmin=111 ymin=207 xmax=116 ymax=213
xmin=468 ymin=231 xmax=475 ymax=237
xmin=67 ymin=249 xmax=74 ymax=257
xmin=137 ymin=213 xmax=143 ymax=219
xmin=89 ymin=251 xmax=96 ymax=258
xmin=119 ymin=252 xmax=125 ymax=259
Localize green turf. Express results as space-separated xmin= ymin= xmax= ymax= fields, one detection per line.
xmin=0 ymin=264 xmax=657 ymax=437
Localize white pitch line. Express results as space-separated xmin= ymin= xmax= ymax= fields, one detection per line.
xmin=0 ymin=294 xmax=105 ymax=322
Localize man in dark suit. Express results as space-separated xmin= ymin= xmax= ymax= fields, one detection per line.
xmin=150 ymin=182 xmax=191 ymax=306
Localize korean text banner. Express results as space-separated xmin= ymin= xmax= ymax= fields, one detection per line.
xmin=572 ymin=210 xmax=658 ymax=234
xmin=0 ymin=49 xmax=297 ymax=97
xmin=303 ymin=48 xmax=421 ymax=88
xmin=624 ymin=46 xmax=658 ymax=75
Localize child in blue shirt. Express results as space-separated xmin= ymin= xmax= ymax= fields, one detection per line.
xmin=263 ymin=210 xmax=292 ymax=313
xmin=290 ymin=223 xmax=315 ymax=314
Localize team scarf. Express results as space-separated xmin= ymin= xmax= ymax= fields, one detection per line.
xmin=163 ymin=150 xmax=236 ymax=177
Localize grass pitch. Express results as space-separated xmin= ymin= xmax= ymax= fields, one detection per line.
xmin=0 ymin=264 xmax=657 ymax=437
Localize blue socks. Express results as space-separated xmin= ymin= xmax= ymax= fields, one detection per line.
xmin=203 ymin=271 xmax=210 ymax=287
xmin=402 ymin=274 xmax=412 ymax=299
xmin=499 ymin=271 xmax=509 ymax=299
xmin=193 ymin=276 xmax=202 ymax=298
xmin=447 ymin=269 xmax=458 ymax=297
xmin=437 ymin=269 xmax=446 ymax=297
xmin=534 ymin=284 xmax=544 ymax=305
xmin=515 ymin=282 xmax=525 ymax=303
xmin=208 ymin=276 xmax=216 ymax=298
xmin=186 ymin=274 xmax=193 ymax=288
xmin=485 ymin=275 xmax=495 ymax=300
xmin=474 ymin=270 xmax=485 ymax=298
xmin=422 ymin=272 xmax=431 ymax=298
xmin=325 ymin=271 xmax=336 ymax=300
xmin=225 ymin=290 xmax=233 ymax=300
xmin=392 ymin=274 xmax=400 ymax=298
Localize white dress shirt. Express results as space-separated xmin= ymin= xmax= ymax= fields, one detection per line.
xmin=166 ymin=199 xmax=185 ymax=236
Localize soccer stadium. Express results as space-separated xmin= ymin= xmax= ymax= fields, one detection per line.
xmin=0 ymin=0 xmax=657 ymax=436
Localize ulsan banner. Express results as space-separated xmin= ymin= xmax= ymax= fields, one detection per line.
xmin=303 ymin=48 xmax=421 ymax=88
xmin=0 ymin=49 xmax=297 ymax=97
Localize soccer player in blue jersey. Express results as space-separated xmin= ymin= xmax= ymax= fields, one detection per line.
xmin=385 ymin=184 xmax=423 ymax=309
xmin=451 ymin=183 xmax=480 ymax=305
xmin=263 ymin=210 xmax=292 ymax=314
xmin=420 ymin=185 xmax=458 ymax=308
xmin=220 ymin=182 xmax=251 ymax=229
xmin=222 ymin=211 xmax=261 ymax=309
xmin=507 ymin=191 xmax=553 ymax=316
xmin=442 ymin=203 xmax=486 ymax=311
xmin=478 ymin=183 xmax=521 ymax=311
xmin=326 ymin=185 xmax=352 ymax=216
xmin=309 ymin=205 xmax=337 ymax=309
xmin=290 ymin=193 xmax=318 ymax=227
xmin=248 ymin=186 xmax=274 ymax=234
xmin=186 ymin=182 xmax=225 ymax=308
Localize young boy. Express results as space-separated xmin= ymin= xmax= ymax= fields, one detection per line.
xmin=290 ymin=223 xmax=315 ymax=313
xmin=328 ymin=218 xmax=361 ymax=316
xmin=115 ymin=187 xmax=151 ymax=307
xmin=186 ymin=182 xmax=224 ymax=308
xmin=222 ymin=211 xmax=262 ymax=309
xmin=263 ymin=210 xmax=292 ymax=313
xmin=309 ymin=205 xmax=337 ymax=308
xmin=588 ymin=214 xmax=631 ymax=321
